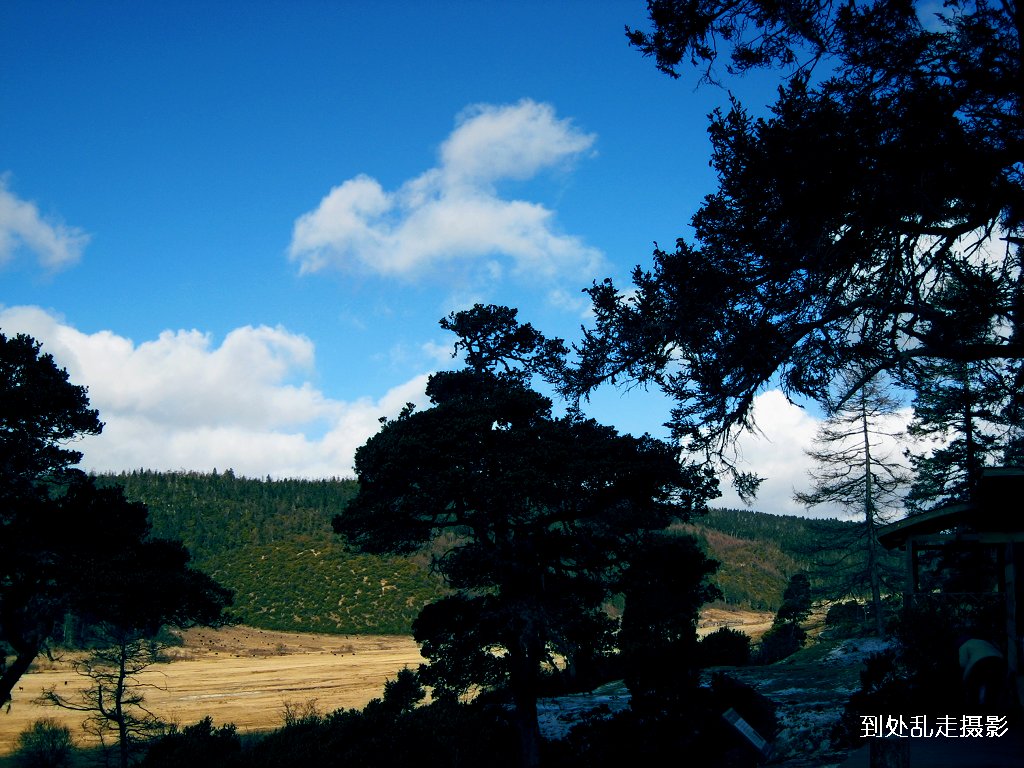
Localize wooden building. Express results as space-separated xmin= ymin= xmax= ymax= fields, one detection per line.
xmin=877 ymin=467 xmax=1024 ymax=701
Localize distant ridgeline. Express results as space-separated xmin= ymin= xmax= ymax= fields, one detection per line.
xmin=95 ymin=472 xmax=868 ymax=631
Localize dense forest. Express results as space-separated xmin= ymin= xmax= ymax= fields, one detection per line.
xmin=94 ymin=470 xmax=878 ymax=626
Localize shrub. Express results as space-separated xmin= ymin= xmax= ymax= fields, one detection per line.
xmin=699 ymin=626 xmax=751 ymax=666
xmin=140 ymin=717 xmax=240 ymax=768
xmin=824 ymin=601 xmax=867 ymax=638
xmin=14 ymin=719 xmax=75 ymax=768
xmin=756 ymin=621 xmax=806 ymax=664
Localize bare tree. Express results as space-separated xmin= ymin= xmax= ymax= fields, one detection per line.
xmin=795 ymin=374 xmax=909 ymax=636
xmin=40 ymin=625 xmax=165 ymax=768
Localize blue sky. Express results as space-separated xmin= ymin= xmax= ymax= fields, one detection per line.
xmin=0 ymin=2 xmax=907 ymax=516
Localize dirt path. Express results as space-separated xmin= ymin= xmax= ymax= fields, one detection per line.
xmin=0 ymin=627 xmax=423 ymax=755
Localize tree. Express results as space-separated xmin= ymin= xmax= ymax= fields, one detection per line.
xmin=41 ymin=628 xmax=164 ymax=767
xmin=36 ymin=489 xmax=232 ymax=768
xmin=616 ymin=532 xmax=721 ymax=714
xmin=905 ymin=358 xmax=1018 ymax=513
xmin=334 ymin=307 xmax=718 ymax=768
xmin=795 ymin=373 xmax=908 ymax=636
xmin=13 ymin=718 xmax=75 ymax=768
xmin=903 ymin=275 xmax=1023 ymax=513
xmin=757 ymin=573 xmax=812 ymax=663
xmin=1 ymin=331 xmax=102 ymax=706
xmin=0 ymin=332 xmax=102 ymax=493
xmin=0 ymin=332 xmax=231 ymax=713
xmin=573 ymin=1 xmax=1024 ymax=478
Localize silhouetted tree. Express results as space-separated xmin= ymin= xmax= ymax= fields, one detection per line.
xmin=617 ymin=532 xmax=721 ymax=714
xmin=335 ymin=307 xmax=717 ymax=768
xmin=758 ymin=573 xmax=813 ymax=663
xmin=41 ymin=628 xmax=163 ymax=767
xmin=1 ymin=331 xmax=103 ymax=706
xmin=572 ymin=1 xmax=1024 ymax=487
xmin=39 ymin=512 xmax=232 ymax=768
xmin=795 ymin=373 xmax=908 ymax=635
xmin=904 ymin=275 xmax=1022 ymax=513
xmin=0 ymin=332 xmax=231 ymax=718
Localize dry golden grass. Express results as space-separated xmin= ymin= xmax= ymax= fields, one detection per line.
xmin=697 ymin=607 xmax=775 ymax=640
xmin=2 ymin=608 xmax=781 ymax=755
xmin=0 ymin=626 xmax=423 ymax=755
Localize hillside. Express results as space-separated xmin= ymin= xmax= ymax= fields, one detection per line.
xmin=95 ymin=470 xmax=445 ymax=634
xmin=95 ymin=471 xmax=878 ymax=631
xmin=687 ymin=507 xmax=899 ymax=611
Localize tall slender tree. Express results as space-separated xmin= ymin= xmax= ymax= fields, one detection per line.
xmin=795 ymin=374 xmax=908 ymax=636
xmin=904 ymin=273 xmax=1021 ymax=512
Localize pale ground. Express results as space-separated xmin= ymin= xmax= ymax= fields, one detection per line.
xmin=0 ymin=627 xmax=423 ymax=755
xmin=698 ymin=606 xmax=775 ymax=640
xmin=1 ymin=609 xmax=776 ymax=756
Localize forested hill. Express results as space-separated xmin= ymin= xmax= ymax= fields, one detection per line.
xmin=680 ymin=508 xmax=861 ymax=611
xmin=94 ymin=470 xmax=445 ymax=635
xmin=96 ymin=469 xmax=359 ymax=563
xmin=95 ymin=471 xmax=862 ymax=630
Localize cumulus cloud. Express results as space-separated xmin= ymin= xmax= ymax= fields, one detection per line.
xmin=0 ymin=176 xmax=89 ymax=271
xmin=288 ymin=100 xmax=602 ymax=287
xmin=0 ymin=306 xmax=429 ymax=478
xmin=714 ymin=390 xmax=912 ymax=518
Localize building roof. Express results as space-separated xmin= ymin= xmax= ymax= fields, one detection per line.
xmin=877 ymin=467 xmax=1024 ymax=550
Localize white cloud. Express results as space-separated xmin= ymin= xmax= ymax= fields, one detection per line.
xmin=713 ymin=389 xmax=913 ymax=518
xmin=0 ymin=176 xmax=89 ymax=271
xmin=288 ymin=100 xmax=602 ymax=290
xmin=0 ymin=306 xmax=429 ymax=479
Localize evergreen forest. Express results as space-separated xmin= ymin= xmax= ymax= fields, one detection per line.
xmin=94 ymin=470 xmax=874 ymax=628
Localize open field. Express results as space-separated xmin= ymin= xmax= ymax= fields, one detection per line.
xmin=0 ymin=627 xmax=423 ymax=755
xmin=2 ymin=609 xmax=776 ymax=756
xmin=697 ymin=607 xmax=775 ymax=640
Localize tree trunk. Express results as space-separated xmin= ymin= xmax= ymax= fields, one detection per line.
xmin=115 ymin=644 xmax=130 ymax=768
xmin=0 ymin=643 xmax=39 ymax=708
xmin=509 ymin=632 xmax=542 ymax=768
xmin=862 ymin=396 xmax=886 ymax=638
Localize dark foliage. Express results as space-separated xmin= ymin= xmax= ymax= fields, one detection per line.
xmin=0 ymin=331 xmax=230 ymax=764
xmin=13 ymin=719 xmax=75 ymax=768
xmin=775 ymin=573 xmax=812 ymax=625
xmin=0 ymin=332 xmax=101 ymax=493
xmin=824 ymin=601 xmax=870 ymax=639
xmin=574 ymin=0 xmax=1024 ymax=490
xmin=756 ymin=621 xmax=807 ymax=665
xmin=617 ymin=533 xmax=721 ymax=712
xmin=336 ymin=368 xmax=715 ymax=765
xmin=0 ymin=332 xmax=102 ymax=705
xmin=834 ymin=596 xmax=1001 ymax=747
xmin=336 ymin=305 xmax=719 ymax=767
xmin=139 ymin=692 xmax=514 ymax=768
xmin=699 ymin=626 xmax=751 ymax=667
xmin=34 ymin=482 xmax=232 ymax=768
xmin=139 ymin=718 xmax=241 ymax=767
xmin=755 ymin=573 xmax=811 ymax=663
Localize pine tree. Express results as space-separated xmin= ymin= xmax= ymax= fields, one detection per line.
xmin=905 ymin=275 xmax=1021 ymax=512
xmin=795 ymin=374 xmax=908 ymax=636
